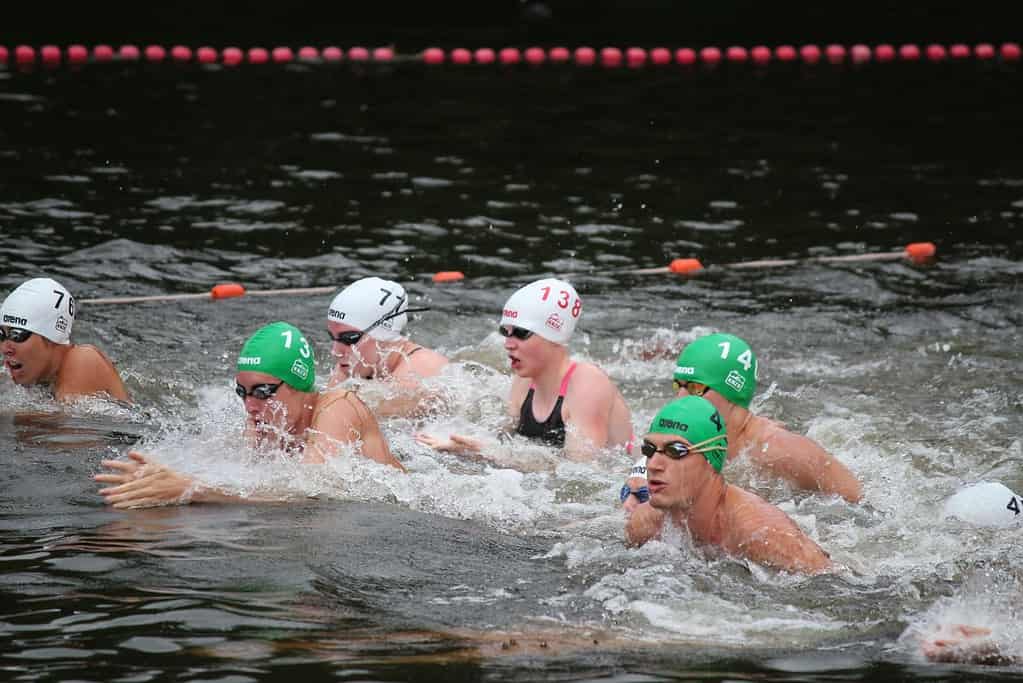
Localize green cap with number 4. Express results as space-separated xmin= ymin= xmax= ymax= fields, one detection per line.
xmin=648 ymin=396 xmax=729 ymax=472
xmin=674 ymin=333 xmax=757 ymax=408
xmin=237 ymin=321 xmax=316 ymax=392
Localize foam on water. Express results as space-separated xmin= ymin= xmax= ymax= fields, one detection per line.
xmin=5 ymin=317 xmax=1019 ymax=653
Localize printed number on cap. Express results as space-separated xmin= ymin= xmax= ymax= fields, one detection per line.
xmin=1008 ymin=495 xmax=1022 ymax=516
xmin=281 ymin=330 xmax=312 ymax=358
xmin=717 ymin=340 xmax=755 ymax=374
xmin=378 ymin=288 xmax=405 ymax=308
xmin=54 ymin=290 xmax=75 ymax=317
xmin=539 ymin=286 xmax=582 ymax=317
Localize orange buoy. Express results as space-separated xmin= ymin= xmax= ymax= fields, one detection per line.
xmin=904 ymin=242 xmax=937 ymax=263
xmin=668 ymin=258 xmax=704 ymax=275
xmin=211 ymin=283 xmax=246 ymax=299
xmin=432 ymin=271 xmax=466 ymax=283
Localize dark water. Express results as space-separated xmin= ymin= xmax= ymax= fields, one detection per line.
xmin=1 ymin=59 xmax=1022 ymax=681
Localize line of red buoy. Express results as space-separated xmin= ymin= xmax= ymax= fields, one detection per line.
xmin=2 ymin=43 xmax=1021 ymax=68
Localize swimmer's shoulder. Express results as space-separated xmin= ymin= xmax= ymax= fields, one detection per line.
xmin=565 ymin=361 xmax=619 ymax=399
xmin=55 ymin=345 xmax=129 ymax=401
xmin=400 ymin=344 xmax=449 ymax=378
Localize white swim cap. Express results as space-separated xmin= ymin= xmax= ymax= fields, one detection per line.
xmin=1 ymin=277 xmax=75 ymax=345
xmin=499 ymin=278 xmax=582 ymax=345
xmin=327 ymin=277 xmax=408 ymax=341
xmin=943 ymin=481 xmax=1023 ymax=528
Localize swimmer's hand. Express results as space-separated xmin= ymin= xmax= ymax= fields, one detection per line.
xmin=920 ymin=624 xmax=1016 ymax=665
xmin=95 ymin=451 xmax=196 ymax=509
xmin=414 ymin=432 xmax=483 ymax=455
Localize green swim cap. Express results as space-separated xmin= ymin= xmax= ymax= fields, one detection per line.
xmin=236 ymin=322 xmax=315 ymax=392
xmin=648 ymin=396 xmax=728 ymax=472
xmin=674 ymin=333 xmax=758 ymax=408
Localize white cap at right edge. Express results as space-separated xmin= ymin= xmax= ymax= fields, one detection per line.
xmin=1 ymin=278 xmax=75 ymax=345
xmin=500 ymin=278 xmax=582 ymax=345
xmin=943 ymin=481 xmax=1023 ymax=528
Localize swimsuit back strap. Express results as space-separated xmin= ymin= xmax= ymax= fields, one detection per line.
xmin=558 ymin=362 xmax=578 ymax=397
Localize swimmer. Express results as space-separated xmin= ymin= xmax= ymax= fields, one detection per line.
xmin=1 ymin=277 xmax=129 ymax=403
xmin=327 ymin=277 xmax=448 ymax=417
xmin=943 ymin=481 xmax=1023 ymax=527
xmin=626 ymin=396 xmax=833 ymax=575
xmin=416 ymin=278 xmax=633 ymax=462
xmin=622 ymin=333 xmax=860 ymax=511
xmin=95 ymin=321 xmax=403 ymax=509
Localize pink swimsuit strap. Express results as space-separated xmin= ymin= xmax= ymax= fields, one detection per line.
xmin=529 ymin=362 xmax=578 ymax=396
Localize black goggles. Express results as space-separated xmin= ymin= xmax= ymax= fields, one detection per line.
xmin=328 ymin=306 xmax=430 ymax=346
xmin=0 ymin=326 xmax=33 ymax=343
xmin=498 ymin=325 xmax=534 ymax=341
xmin=235 ymin=381 xmax=284 ymax=400
xmin=641 ymin=440 xmax=694 ymax=460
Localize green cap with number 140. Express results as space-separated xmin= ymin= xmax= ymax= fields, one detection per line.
xmin=674 ymin=333 xmax=758 ymax=408
xmin=236 ymin=321 xmax=316 ymax=392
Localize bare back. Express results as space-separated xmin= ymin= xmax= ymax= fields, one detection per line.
xmin=306 ymin=389 xmax=404 ymax=470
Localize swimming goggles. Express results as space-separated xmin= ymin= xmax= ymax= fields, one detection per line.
xmin=641 ymin=434 xmax=726 ymax=460
xmin=498 ymin=325 xmax=534 ymax=341
xmin=619 ymin=484 xmax=650 ymax=503
xmin=235 ymin=381 xmax=284 ymax=400
xmin=672 ymin=379 xmax=709 ymax=396
xmin=328 ymin=306 xmax=430 ymax=346
xmin=0 ymin=326 xmax=33 ymax=343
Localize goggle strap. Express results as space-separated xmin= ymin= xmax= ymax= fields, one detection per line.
xmin=380 ymin=305 xmax=430 ymax=323
xmin=687 ymin=434 xmax=728 ymax=455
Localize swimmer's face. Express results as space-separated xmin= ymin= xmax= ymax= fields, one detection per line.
xmin=327 ymin=321 xmax=378 ymax=380
xmin=236 ymin=370 xmax=297 ymax=433
xmin=502 ymin=326 xmax=553 ymax=377
xmin=1 ymin=329 xmax=55 ymax=386
xmin=643 ymin=431 xmax=710 ymax=510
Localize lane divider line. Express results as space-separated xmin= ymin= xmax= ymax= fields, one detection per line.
xmin=2 ymin=43 xmax=1020 ymax=68
xmin=78 ymin=243 xmax=936 ymax=305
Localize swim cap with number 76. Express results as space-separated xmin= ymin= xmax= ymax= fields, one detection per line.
xmin=674 ymin=333 xmax=758 ymax=408
xmin=236 ymin=321 xmax=316 ymax=392
xmin=500 ymin=278 xmax=582 ymax=345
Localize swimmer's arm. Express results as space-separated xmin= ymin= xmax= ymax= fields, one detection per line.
xmin=752 ymin=425 xmax=862 ymax=503
xmin=55 ymin=346 xmax=130 ymax=403
xmin=624 ymin=503 xmax=667 ymax=547
xmin=94 ymin=452 xmax=276 ymax=508
xmin=308 ymin=395 xmax=405 ymax=470
xmin=731 ymin=496 xmax=833 ymax=574
xmin=414 ymin=378 xmax=521 ymax=457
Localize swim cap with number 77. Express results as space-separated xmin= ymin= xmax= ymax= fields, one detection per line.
xmin=500 ymin=278 xmax=582 ymax=345
xmin=674 ymin=333 xmax=758 ymax=408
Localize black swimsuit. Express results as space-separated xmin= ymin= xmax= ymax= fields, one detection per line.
xmin=515 ymin=363 xmax=577 ymax=447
